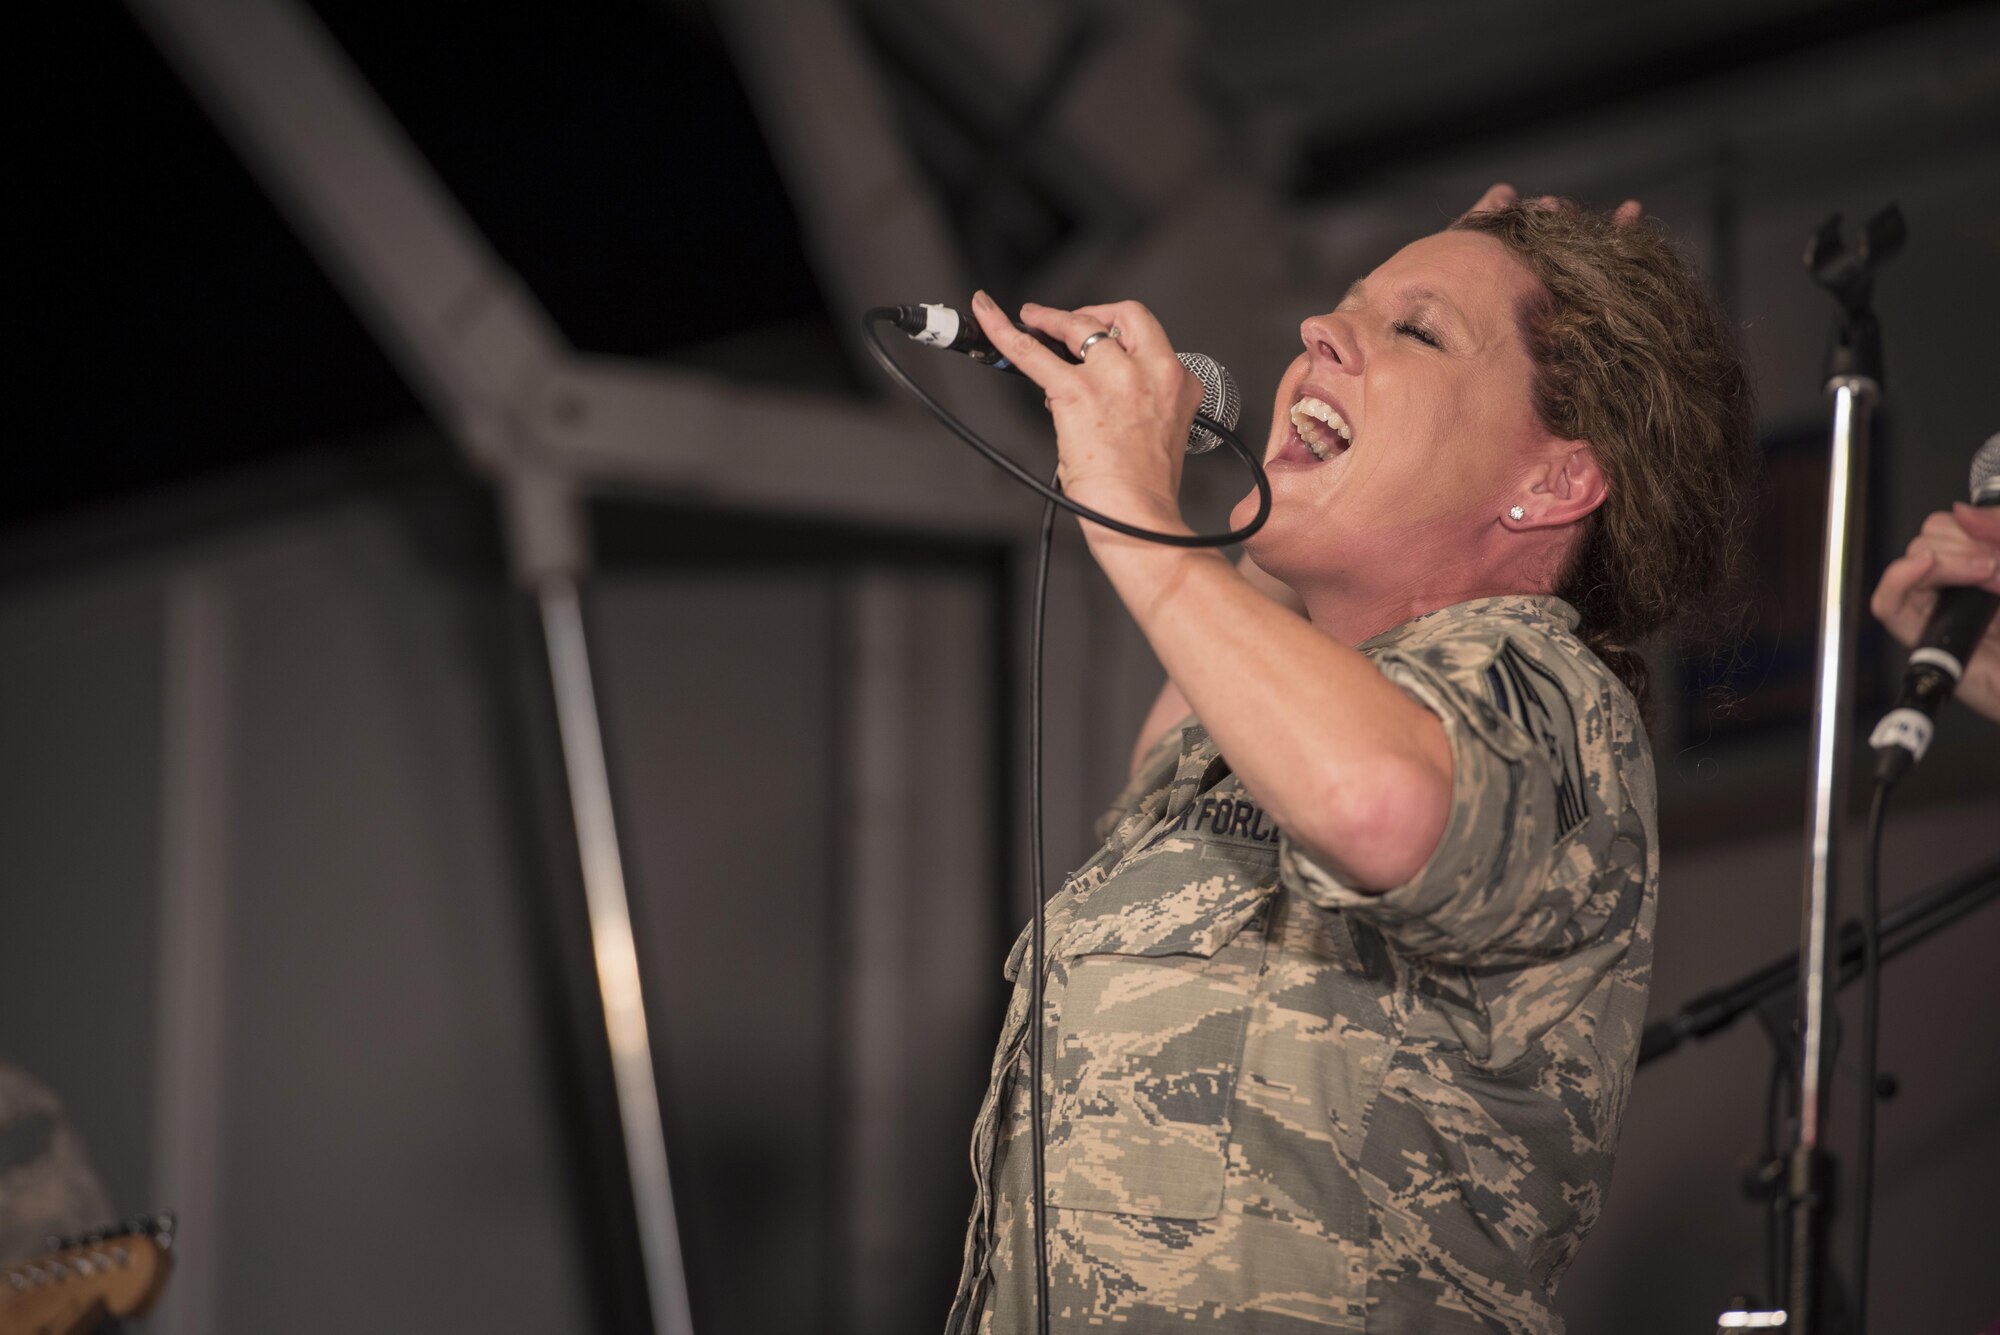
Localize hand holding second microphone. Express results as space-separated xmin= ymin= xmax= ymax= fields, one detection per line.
xmin=1871 ymin=500 xmax=2000 ymax=726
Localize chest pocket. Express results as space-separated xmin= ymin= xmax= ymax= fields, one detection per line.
xmin=1043 ymin=832 xmax=1275 ymax=1220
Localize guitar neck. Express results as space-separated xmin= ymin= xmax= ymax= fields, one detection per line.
xmin=1 ymin=1216 xmax=176 ymax=1335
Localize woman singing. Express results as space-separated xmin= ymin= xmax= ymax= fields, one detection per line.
xmin=944 ymin=188 xmax=1757 ymax=1333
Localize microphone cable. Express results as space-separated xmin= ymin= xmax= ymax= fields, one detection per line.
xmin=861 ymin=309 xmax=1270 ymax=547
xmin=1854 ymin=440 xmax=1997 ymax=1332
xmin=862 ymin=307 xmax=1271 ymax=1335
xmin=1851 ymin=773 xmax=1889 ymax=1335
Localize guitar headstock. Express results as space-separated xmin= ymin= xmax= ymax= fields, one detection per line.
xmin=0 ymin=1213 xmax=176 ymax=1335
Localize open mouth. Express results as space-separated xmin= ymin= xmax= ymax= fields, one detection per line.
xmin=1288 ymin=395 xmax=1353 ymax=461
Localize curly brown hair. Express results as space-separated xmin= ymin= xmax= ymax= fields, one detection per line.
xmin=1451 ymin=202 xmax=1758 ymax=709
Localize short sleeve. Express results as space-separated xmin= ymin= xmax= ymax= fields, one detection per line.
xmin=1279 ymin=631 xmax=1626 ymax=965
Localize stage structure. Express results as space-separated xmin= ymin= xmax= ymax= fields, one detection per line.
xmin=120 ymin=0 xmax=1056 ymax=1331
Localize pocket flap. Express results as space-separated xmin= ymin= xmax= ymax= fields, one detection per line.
xmin=1058 ymin=871 xmax=1273 ymax=960
xmin=1002 ymin=870 xmax=1275 ymax=981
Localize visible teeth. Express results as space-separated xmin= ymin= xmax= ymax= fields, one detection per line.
xmin=1289 ymin=397 xmax=1353 ymax=460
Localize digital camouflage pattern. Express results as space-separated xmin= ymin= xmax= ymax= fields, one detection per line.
xmin=0 ymin=1062 xmax=114 ymax=1263
xmin=945 ymin=595 xmax=1656 ymax=1334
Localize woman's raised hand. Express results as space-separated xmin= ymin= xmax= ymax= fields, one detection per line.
xmin=1871 ymin=503 xmax=2000 ymax=723
xmin=968 ymin=291 xmax=1202 ymax=537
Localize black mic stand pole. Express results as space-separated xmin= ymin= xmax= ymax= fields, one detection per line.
xmin=1777 ymin=204 xmax=1905 ymax=1335
xmin=1655 ymin=851 xmax=1999 ymax=1327
xmin=1639 ymin=851 xmax=2000 ymax=1071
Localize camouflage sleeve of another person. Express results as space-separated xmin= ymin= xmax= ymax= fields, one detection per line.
xmin=1278 ymin=627 xmax=1644 ymax=965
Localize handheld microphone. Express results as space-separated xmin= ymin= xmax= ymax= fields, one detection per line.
xmin=1869 ymin=434 xmax=2000 ymax=783
xmin=886 ymin=303 xmax=1242 ymax=454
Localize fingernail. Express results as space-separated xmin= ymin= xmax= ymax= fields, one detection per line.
xmin=972 ymin=290 xmax=992 ymax=310
xmin=1020 ymin=300 xmax=1039 ymax=311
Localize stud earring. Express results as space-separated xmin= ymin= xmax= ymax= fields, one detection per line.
xmin=1508 ymin=505 xmax=1526 ymax=521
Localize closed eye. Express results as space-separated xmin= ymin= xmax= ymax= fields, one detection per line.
xmin=1394 ymin=320 xmax=1442 ymax=349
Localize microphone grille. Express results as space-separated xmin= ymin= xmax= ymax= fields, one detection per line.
xmin=1179 ymin=352 xmax=1241 ymax=455
xmin=1973 ymin=433 xmax=2000 ymax=504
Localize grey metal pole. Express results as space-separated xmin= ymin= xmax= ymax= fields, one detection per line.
xmin=1798 ymin=379 xmax=1875 ymax=1148
xmin=538 ymin=573 xmax=697 ymax=1335
xmin=1778 ymin=202 xmax=1903 ymax=1332
xmin=1788 ymin=374 xmax=1875 ymax=1330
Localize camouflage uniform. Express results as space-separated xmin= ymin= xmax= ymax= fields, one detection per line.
xmin=0 ymin=1062 xmax=114 ymax=1263
xmin=946 ymin=595 xmax=1656 ymax=1333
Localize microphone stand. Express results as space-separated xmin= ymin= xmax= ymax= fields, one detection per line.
xmin=1773 ymin=204 xmax=1905 ymax=1335
xmin=1639 ymin=851 xmax=2000 ymax=1072
xmin=1656 ymin=852 xmax=2000 ymax=1324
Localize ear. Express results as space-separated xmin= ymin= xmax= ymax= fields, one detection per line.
xmin=1510 ymin=442 xmax=1606 ymax=528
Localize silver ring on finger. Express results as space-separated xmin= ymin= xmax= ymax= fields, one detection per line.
xmin=1078 ymin=326 xmax=1123 ymax=359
